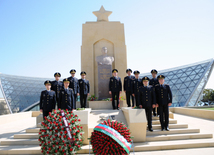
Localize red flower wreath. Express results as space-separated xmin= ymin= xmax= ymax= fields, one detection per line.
xmin=90 ymin=119 xmax=132 ymax=155
xmin=38 ymin=109 xmax=84 ymax=155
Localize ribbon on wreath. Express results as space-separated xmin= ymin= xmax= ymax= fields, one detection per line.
xmin=94 ymin=124 xmax=131 ymax=154
xmin=60 ymin=110 xmax=74 ymax=144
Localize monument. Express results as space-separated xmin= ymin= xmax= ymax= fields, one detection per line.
xmin=96 ymin=47 xmax=114 ymax=99
xmin=81 ymin=6 xmax=127 ymax=99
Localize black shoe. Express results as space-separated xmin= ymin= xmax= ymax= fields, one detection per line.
xmin=165 ymin=127 xmax=169 ymax=131
xmin=161 ymin=128 xmax=164 ymax=131
xmin=149 ymin=128 xmax=153 ymax=132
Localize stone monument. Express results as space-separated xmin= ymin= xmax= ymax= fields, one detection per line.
xmin=96 ymin=47 xmax=114 ymax=99
xmin=81 ymin=6 xmax=127 ymax=98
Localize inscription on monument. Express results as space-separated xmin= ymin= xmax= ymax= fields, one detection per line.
xmin=98 ymin=64 xmax=112 ymax=99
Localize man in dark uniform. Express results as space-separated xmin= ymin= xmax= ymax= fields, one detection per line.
xmin=78 ymin=71 xmax=90 ymax=108
xmin=149 ymin=69 xmax=159 ymax=116
xmin=51 ymin=72 xmax=63 ymax=108
xmin=68 ymin=69 xmax=79 ymax=109
xmin=139 ymin=76 xmax=156 ymax=132
xmin=109 ymin=69 xmax=122 ymax=110
xmin=40 ymin=80 xmax=56 ymax=119
xmin=124 ymin=69 xmax=135 ymax=107
xmin=58 ymin=78 xmax=75 ymax=110
xmin=132 ymin=71 xmax=142 ymax=107
xmin=155 ymin=75 xmax=172 ymax=131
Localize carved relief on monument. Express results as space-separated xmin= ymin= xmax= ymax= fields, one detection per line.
xmin=94 ymin=40 xmax=114 ymax=99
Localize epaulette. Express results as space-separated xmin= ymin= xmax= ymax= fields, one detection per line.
xmin=155 ymin=84 xmax=160 ymax=86
xmin=164 ymin=84 xmax=169 ymax=86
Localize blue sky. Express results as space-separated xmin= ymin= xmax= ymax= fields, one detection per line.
xmin=0 ymin=0 xmax=214 ymax=91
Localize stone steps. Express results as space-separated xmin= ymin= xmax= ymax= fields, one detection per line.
xmin=26 ymin=128 xmax=40 ymax=133
xmin=1 ymin=110 xmax=214 ymax=154
xmin=146 ymin=133 xmax=213 ymax=142
xmin=1 ymin=139 xmax=214 ymax=154
xmin=133 ymin=139 xmax=214 ymax=152
xmin=152 ymin=124 xmax=188 ymax=130
xmin=13 ymin=133 xmax=39 ymax=139
xmin=146 ymin=128 xmax=200 ymax=136
xmin=152 ymin=119 xmax=177 ymax=125
xmin=2 ymin=133 xmax=212 ymax=145
xmin=1 ymin=139 xmax=39 ymax=145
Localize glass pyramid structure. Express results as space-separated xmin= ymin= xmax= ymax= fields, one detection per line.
xmin=0 ymin=59 xmax=213 ymax=113
xmin=140 ymin=59 xmax=214 ymax=107
xmin=0 ymin=74 xmax=52 ymax=113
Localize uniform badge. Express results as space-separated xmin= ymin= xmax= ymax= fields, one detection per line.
xmin=80 ymin=81 xmax=82 ymax=84
xmin=43 ymin=94 xmax=45 ymax=97
xmin=111 ymin=79 xmax=113 ymax=81
xmin=62 ymin=91 xmax=64 ymax=94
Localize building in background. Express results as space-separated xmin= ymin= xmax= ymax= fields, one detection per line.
xmin=140 ymin=59 xmax=214 ymax=107
xmin=0 ymin=74 xmax=50 ymax=114
xmin=0 ymin=59 xmax=213 ymax=114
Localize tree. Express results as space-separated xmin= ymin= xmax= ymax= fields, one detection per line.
xmin=201 ymin=89 xmax=214 ymax=105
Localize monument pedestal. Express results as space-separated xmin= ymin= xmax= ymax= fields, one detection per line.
xmin=122 ymin=107 xmax=147 ymax=142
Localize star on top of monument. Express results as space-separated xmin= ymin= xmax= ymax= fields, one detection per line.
xmin=93 ymin=6 xmax=112 ymax=22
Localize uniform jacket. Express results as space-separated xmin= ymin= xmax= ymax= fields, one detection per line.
xmin=68 ymin=76 xmax=79 ymax=94
xmin=109 ymin=76 xmax=122 ymax=92
xmin=132 ymin=78 xmax=142 ymax=94
xmin=40 ymin=90 xmax=56 ymax=111
xmin=58 ymin=87 xmax=74 ymax=110
xmin=149 ymin=78 xmax=159 ymax=87
xmin=123 ymin=75 xmax=135 ymax=92
xmin=51 ymin=80 xmax=63 ymax=99
xmin=139 ymin=86 xmax=156 ymax=108
xmin=155 ymin=84 xmax=172 ymax=105
xmin=78 ymin=79 xmax=90 ymax=95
